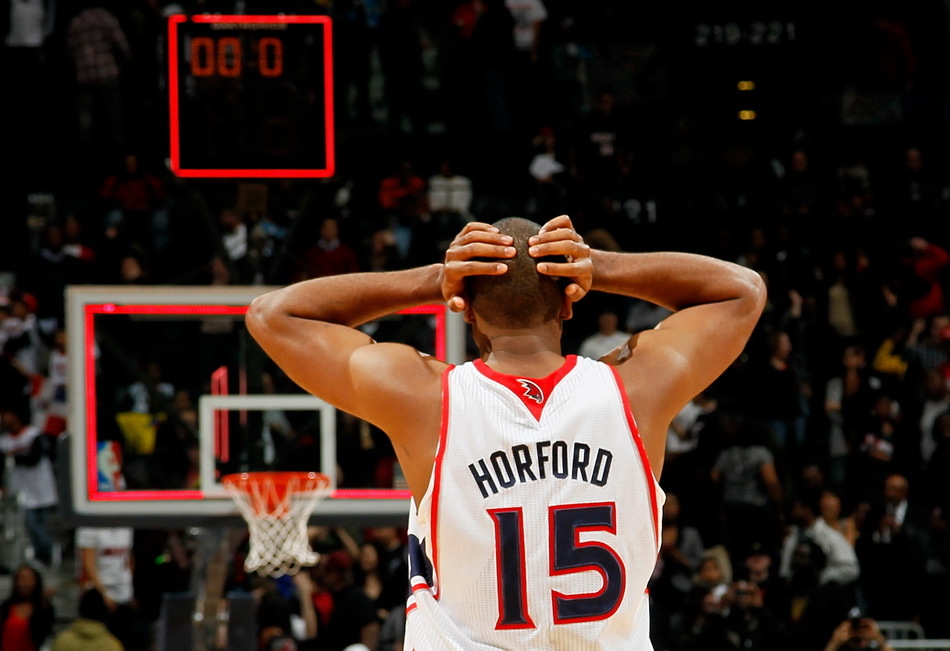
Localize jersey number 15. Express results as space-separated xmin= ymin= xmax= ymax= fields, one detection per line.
xmin=489 ymin=501 xmax=625 ymax=629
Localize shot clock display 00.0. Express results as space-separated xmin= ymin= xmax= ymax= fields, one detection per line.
xmin=167 ymin=14 xmax=334 ymax=178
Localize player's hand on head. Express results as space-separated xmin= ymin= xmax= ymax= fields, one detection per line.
xmin=529 ymin=214 xmax=592 ymax=302
xmin=440 ymin=221 xmax=514 ymax=312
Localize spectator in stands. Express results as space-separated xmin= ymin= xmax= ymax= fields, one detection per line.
xmin=19 ymin=223 xmax=89 ymax=327
xmin=824 ymin=249 xmax=860 ymax=340
xmin=527 ymin=125 xmax=569 ymax=217
xmin=850 ymin=391 xmax=906 ymax=501
xmin=0 ymin=403 xmax=58 ymax=567
xmin=503 ymin=0 xmax=547 ymax=133
xmin=365 ymin=527 xmax=408 ymax=619
xmin=254 ymin=571 xmax=318 ymax=650
xmin=916 ymin=368 xmax=950 ymax=472
xmin=116 ymin=252 xmax=151 ymax=286
xmin=218 ymin=208 xmax=252 ymax=284
xmin=366 ymin=228 xmax=403 ymax=273
xmin=903 ymin=313 xmax=950 ymax=391
xmin=577 ymin=309 xmax=629 ymax=360
xmin=64 ymin=0 xmax=134 ymax=173
xmin=899 ymin=237 xmax=949 ymax=321
xmin=693 ymin=548 xmax=732 ymax=609
xmin=666 ymin=583 xmax=729 ymax=651
xmin=378 ymin=159 xmax=427 ymax=261
xmin=50 ymin=588 xmax=123 ymax=651
xmin=823 ymin=612 xmax=894 ymax=651
xmin=824 ymin=342 xmax=882 ymax=490
xmin=779 ymin=488 xmax=860 ymax=591
xmin=747 ymin=329 xmax=809 ymax=478
xmin=0 ymin=290 xmax=45 ymax=382
xmin=315 ymin=550 xmax=380 ymax=651
xmin=427 ymin=158 xmax=473 ymax=249
xmin=98 ymin=152 xmax=168 ymax=258
xmin=856 ymin=473 xmax=927 ymax=622
xmin=711 ymin=417 xmax=785 ymax=569
xmin=295 ymin=217 xmax=361 ymax=281
xmin=40 ymin=326 xmax=69 ymax=438
xmin=882 ymin=146 xmax=947 ymax=242
xmin=570 ymin=87 xmax=626 ymax=201
xmin=923 ymin=412 xmax=950 ymax=513
xmin=75 ymin=525 xmax=140 ymax=649
xmin=0 ymin=564 xmax=55 ymax=651
xmin=713 ymin=579 xmax=786 ymax=650
xmin=61 ymin=216 xmax=99 ymax=280
xmin=742 ymin=545 xmax=790 ymax=622
xmin=819 ymin=489 xmax=862 ymax=547
xmin=779 ymin=488 xmax=859 ymax=640
xmin=649 ymin=492 xmax=705 ymax=642
xmin=2 ymin=0 xmax=50 ymax=93
xmin=772 ymin=147 xmax=828 ymax=222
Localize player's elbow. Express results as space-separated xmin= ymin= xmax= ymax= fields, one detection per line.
xmin=737 ymin=266 xmax=768 ymax=321
xmin=246 ymin=291 xmax=281 ymax=341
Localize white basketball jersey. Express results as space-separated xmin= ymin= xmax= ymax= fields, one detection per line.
xmin=404 ymin=355 xmax=664 ymax=650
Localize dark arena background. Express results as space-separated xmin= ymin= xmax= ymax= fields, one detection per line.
xmin=0 ymin=0 xmax=949 ymax=649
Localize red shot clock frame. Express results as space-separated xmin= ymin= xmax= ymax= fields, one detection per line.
xmin=167 ymin=14 xmax=335 ymax=178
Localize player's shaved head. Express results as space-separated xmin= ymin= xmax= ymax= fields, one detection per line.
xmin=468 ymin=217 xmax=566 ymax=329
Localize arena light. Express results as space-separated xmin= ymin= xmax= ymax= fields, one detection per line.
xmin=738 ymin=110 xmax=758 ymax=120
xmin=737 ymin=80 xmax=756 ymax=91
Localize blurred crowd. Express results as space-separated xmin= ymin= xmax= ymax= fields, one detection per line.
xmin=1 ymin=0 xmax=950 ymax=649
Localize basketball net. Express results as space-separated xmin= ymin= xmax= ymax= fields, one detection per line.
xmin=222 ymin=472 xmax=332 ymax=578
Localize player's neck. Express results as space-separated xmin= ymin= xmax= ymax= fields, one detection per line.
xmin=482 ymin=329 xmax=565 ymax=377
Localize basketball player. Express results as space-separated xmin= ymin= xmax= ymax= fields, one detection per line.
xmin=246 ymin=215 xmax=766 ymax=649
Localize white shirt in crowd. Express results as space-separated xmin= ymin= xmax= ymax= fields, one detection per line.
xmin=504 ymin=0 xmax=548 ymax=52
xmin=779 ymin=518 xmax=860 ymax=586
xmin=578 ymin=330 xmax=630 ymax=361
xmin=428 ymin=174 xmax=472 ymax=216
xmin=76 ymin=526 xmax=135 ymax=605
xmin=667 ymin=399 xmax=704 ymax=455
xmin=0 ymin=425 xmax=58 ymax=510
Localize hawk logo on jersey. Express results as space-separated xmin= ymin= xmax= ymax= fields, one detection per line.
xmin=516 ymin=379 xmax=544 ymax=404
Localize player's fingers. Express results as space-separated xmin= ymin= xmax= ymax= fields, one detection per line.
xmin=457 ymin=221 xmax=498 ymax=236
xmin=564 ymin=283 xmax=589 ymax=302
xmin=445 ymin=242 xmax=516 ymax=263
xmin=528 ymin=239 xmax=590 ymax=260
xmin=443 ymin=260 xmax=509 ymax=278
xmin=536 ymin=214 xmax=574 ymax=235
xmin=529 ymin=226 xmax=583 ymax=246
xmin=446 ymin=295 xmax=467 ymax=312
xmin=536 ymin=259 xmax=592 ymax=279
xmin=450 ymin=225 xmax=511 ymax=248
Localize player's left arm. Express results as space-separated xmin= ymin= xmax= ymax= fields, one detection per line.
xmin=529 ymin=216 xmax=766 ymax=474
xmin=246 ymin=223 xmax=514 ymax=430
xmin=246 ymin=265 xmax=446 ymax=422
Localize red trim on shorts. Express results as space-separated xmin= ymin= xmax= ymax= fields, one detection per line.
xmin=608 ymin=365 xmax=660 ymax=553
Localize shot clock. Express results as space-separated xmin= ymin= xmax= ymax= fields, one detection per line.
xmin=167 ymin=14 xmax=335 ymax=178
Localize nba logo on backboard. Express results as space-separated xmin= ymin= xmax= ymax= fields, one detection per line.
xmin=97 ymin=441 xmax=126 ymax=491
